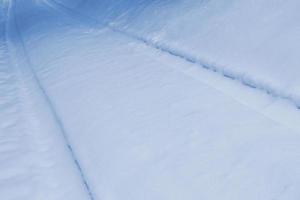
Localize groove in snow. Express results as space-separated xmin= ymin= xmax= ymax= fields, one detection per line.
xmin=6 ymin=1 xmax=95 ymax=199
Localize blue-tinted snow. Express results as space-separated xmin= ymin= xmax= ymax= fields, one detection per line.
xmin=1 ymin=0 xmax=300 ymax=199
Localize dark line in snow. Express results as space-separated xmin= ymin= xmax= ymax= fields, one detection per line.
xmin=7 ymin=1 xmax=95 ymax=199
xmin=47 ymin=0 xmax=300 ymax=110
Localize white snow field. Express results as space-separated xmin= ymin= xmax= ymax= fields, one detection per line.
xmin=1 ymin=0 xmax=300 ymax=199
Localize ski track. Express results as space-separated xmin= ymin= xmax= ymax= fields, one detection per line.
xmin=47 ymin=0 xmax=300 ymax=111
xmin=5 ymin=0 xmax=95 ymax=199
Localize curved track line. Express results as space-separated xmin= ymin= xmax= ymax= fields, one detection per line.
xmin=6 ymin=1 xmax=95 ymax=199
xmin=47 ymin=0 xmax=300 ymax=110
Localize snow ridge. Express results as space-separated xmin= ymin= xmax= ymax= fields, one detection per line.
xmin=48 ymin=0 xmax=300 ymax=110
xmin=6 ymin=1 xmax=95 ymax=199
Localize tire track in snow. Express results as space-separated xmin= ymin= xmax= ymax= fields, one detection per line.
xmin=46 ymin=0 xmax=300 ymax=110
xmin=6 ymin=1 xmax=95 ymax=199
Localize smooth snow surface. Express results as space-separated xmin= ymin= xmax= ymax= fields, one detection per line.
xmin=1 ymin=0 xmax=300 ymax=199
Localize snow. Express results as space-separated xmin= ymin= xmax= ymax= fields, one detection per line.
xmin=0 ymin=1 xmax=93 ymax=199
xmin=62 ymin=0 xmax=300 ymax=108
xmin=1 ymin=0 xmax=300 ymax=199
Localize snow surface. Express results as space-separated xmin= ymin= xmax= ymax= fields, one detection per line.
xmin=1 ymin=0 xmax=300 ymax=199
xmin=57 ymin=0 xmax=300 ymax=108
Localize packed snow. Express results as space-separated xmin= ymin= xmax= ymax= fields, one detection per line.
xmin=1 ymin=0 xmax=300 ymax=199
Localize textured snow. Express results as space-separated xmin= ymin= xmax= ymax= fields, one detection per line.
xmin=1 ymin=0 xmax=300 ymax=199
xmin=62 ymin=0 xmax=300 ymax=108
